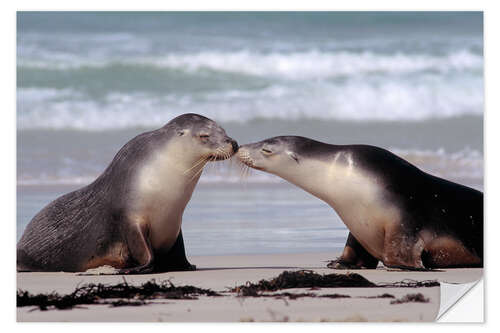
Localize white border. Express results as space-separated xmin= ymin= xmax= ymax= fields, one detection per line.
xmin=439 ymin=279 xmax=484 ymax=322
xmin=10 ymin=0 xmax=490 ymax=11
xmin=4 ymin=1 xmax=498 ymax=331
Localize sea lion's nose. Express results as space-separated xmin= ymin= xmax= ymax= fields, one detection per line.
xmin=230 ymin=139 xmax=239 ymax=152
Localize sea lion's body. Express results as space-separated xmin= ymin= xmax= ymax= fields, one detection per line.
xmin=238 ymin=137 xmax=482 ymax=269
xmin=17 ymin=114 xmax=238 ymax=273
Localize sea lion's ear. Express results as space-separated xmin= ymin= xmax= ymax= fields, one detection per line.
xmin=287 ymin=151 xmax=299 ymax=164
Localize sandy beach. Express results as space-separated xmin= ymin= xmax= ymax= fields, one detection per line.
xmin=16 ymin=252 xmax=482 ymax=322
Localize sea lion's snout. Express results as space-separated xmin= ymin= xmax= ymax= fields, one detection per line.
xmin=236 ymin=146 xmax=247 ymax=161
xmin=236 ymin=138 xmax=297 ymax=172
xmin=229 ymin=138 xmax=239 ymax=153
xmin=237 ymin=145 xmax=261 ymax=170
xmin=206 ymin=135 xmax=238 ymax=161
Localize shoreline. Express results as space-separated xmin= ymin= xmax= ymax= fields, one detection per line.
xmin=17 ymin=252 xmax=483 ymax=322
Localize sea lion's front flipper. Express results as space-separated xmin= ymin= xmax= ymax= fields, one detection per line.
xmin=119 ymin=223 xmax=155 ymax=275
xmin=327 ymin=232 xmax=379 ymax=269
xmin=381 ymin=221 xmax=427 ymax=270
xmin=154 ymin=229 xmax=196 ymax=272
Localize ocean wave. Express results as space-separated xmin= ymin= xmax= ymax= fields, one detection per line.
xmin=17 ymin=72 xmax=483 ymax=130
xmin=152 ymin=49 xmax=482 ymax=79
xmin=392 ymin=148 xmax=483 ymax=181
xmin=18 ymin=49 xmax=482 ymax=79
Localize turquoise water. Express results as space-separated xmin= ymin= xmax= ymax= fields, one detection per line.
xmin=16 ymin=12 xmax=483 ymax=255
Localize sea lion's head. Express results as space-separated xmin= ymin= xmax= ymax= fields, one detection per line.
xmin=237 ymin=136 xmax=309 ymax=174
xmin=167 ymin=113 xmax=238 ymax=162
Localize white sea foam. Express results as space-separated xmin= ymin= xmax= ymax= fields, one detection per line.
xmin=155 ymin=49 xmax=483 ymax=79
xmin=18 ymin=49 xmax=483 ymax=79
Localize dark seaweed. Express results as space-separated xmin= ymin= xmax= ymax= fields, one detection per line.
xmin=378 ymin=279 xmax=440 ymax=288
xmin=259 ymin=292 xmax=351 ymax=300
xmin=363 ymin=293 xmax=395 ymax=299
xmin=390 ymin=293 xmax=430 ymax=304
xmin=17 ymin=270 xmax=439 ymax=311
xmin=108 ymin=299 xmax=147 ymax=307
xmin=17 ymin=278 xmax=220 ymax=311
xmin=231 ymin=270 xmax=376 ymax=296
xmin=230 ymin=270 xmax=437 ymax=299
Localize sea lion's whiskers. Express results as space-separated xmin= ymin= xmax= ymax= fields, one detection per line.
xmin=189 ymin=160 xmax=208 ymax=182
xmin=237 ymin=160 xmax=252 ymax=181
xmin=190 ymin=155 xmax=216 ymax=181
xmin=183 ymin=156 xmax=208 ymax=175
xmin=237 ymin=161 xmax=247 ymax=179
xmin=207 ymin=147 xmax=233 ymax=178
xmin=238 ymin=167 xmax=245 ymax=180
xmin=223 ymin=149 xmax=231 ymax=161
xmin=233 ymin=160 xmax=250 ymax=188
xmin=219 ymin=148 xmax=229 ymax=161
xmin=243 ymin=164 xmax=252 ymax=180
xmin=227 ymin=155 xmax=236 ymax=177
xmin=241 ymin=164 xmax=247 ymax=180
xmin=245 ymin=164 xmax=252 ymax=178
xmin=213 ymin=150 xmax=224 ymax=176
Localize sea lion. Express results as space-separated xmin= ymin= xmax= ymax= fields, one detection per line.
xmin=17 ymin=113 xmax=238 ymax=273
xmin=237 ymin=136 xmax=483 ymax=269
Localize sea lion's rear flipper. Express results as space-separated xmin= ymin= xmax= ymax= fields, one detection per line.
xmin=327 ymin=232 xmax=379 ymax=269
xmin=421 ymin=236 xmax=483 ymax=268
xmin=154 ymin=229 xmax=196 ymax=272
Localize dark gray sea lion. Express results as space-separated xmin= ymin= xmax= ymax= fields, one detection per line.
xmin=237 ymin=136 xmax=483 ymax=270
xmin=17 ymin=113 xmax=238 ymax=273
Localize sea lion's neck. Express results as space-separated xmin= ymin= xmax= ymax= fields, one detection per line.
xmin=275 ymin=153 xmax=378 ymax=212
xmin=136 ymin=141 xmax=207 ymax=196
xmin=277 ymin=155 xmax=399 ymax=261
xmin=134 ymin=141 xmax=206 ymax=249
xmin=163 ymin=141 xmax=209 ymax=176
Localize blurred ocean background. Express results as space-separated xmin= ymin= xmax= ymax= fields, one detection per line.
xmin=17 ymin=12 xmax=483 ymax=256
